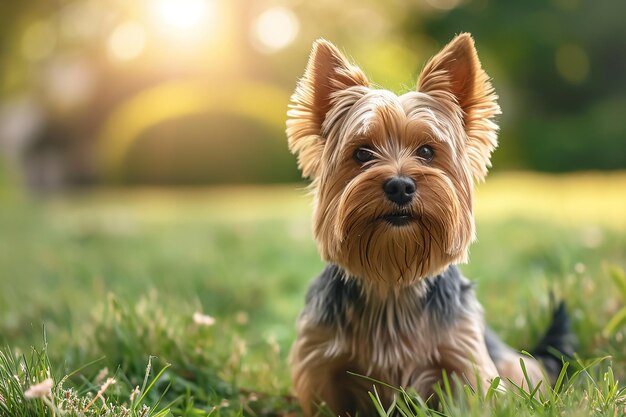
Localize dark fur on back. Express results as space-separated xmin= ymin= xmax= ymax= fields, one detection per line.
xmin=423 ymin=266 xmax=475 ymax=325
xmin=303 ymin=264 xmax=474 ymax=331
xmin=304 ymin=264 xmax=575 ymax=384
xmin=291 ymin=263 xmax=497 ymax=415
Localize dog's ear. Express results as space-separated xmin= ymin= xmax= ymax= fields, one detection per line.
xmin=287 ymin=39 xmax=369 ymax=179
xmin=417 ymin=33 xmax=500 ymax=182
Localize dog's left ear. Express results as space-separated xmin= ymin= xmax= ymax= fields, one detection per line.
xmin=418 ymin=33 xmax=500 ymax=182
xmin=287 ymin=39 xmax=369 ymax=179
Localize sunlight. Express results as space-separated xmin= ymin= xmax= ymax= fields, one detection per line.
xmin=96 ymin=80 xmax=288 ymax=176
xmin=150 ymin=0 xmax=214 ymax=40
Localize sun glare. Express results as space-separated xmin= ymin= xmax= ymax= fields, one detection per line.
xmin=251 ymin=7 xmax=299 ymax=53
xmin=151 ymin=0 xmax=214 ymax=40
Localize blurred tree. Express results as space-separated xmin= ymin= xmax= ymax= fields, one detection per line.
xmin=405 ymin=0 xmax=626 ymax=171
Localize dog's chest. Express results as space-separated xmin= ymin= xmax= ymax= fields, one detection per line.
xmin=302 ymin=264 xmax=472 ymax=372
xmin=341 ymin=294 xmax=441 ymax=369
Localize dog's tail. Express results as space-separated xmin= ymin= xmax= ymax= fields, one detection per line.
xmin=531 ymin=301 xmax=577 ymax=383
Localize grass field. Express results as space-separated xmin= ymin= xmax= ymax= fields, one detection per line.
xmin=1 ymin=172 xmax=626 ymax=416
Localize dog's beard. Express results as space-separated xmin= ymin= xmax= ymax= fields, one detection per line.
xmin=314 ymin=165 xmax=474 ymax=289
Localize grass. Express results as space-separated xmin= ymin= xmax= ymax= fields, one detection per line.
xmin=0 ymin=172 xmax=625 ymax=416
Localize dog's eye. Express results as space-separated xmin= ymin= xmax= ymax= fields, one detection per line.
xmin=354 ymin=147 xmax=375 ymax=164
xmin=416 ymin=145 xmax=434 ymax=162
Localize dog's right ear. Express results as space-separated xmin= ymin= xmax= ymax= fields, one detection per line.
xmin=287 ymin=39 xmax=369 ymax=179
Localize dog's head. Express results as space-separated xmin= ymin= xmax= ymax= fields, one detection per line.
xmin=287 ymin=34 xmax=500 ymax=287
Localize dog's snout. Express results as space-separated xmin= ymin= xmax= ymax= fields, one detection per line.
xmin=383 ymin=176 xmax=415 ymax=205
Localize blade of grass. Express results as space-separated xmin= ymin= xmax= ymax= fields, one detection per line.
xmin=136 ymin=362 xmax=172 ymax=407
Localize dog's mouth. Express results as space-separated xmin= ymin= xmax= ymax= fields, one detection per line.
xmin=381 ymin=212 xmax=415 ymax=227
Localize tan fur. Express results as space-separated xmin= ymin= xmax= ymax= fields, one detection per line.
xmin=287 ymin=34 xmax=545 ymax=416
xmin=288 ymin=37 xmax=483 ymax=287
xmin=417 ymin=33 xmax=500 ymax=182
xmin=314 ymin=89 xmax=476 ymax=287
xmin=493 ymin=347 xmax=547 ymax=392
xmin=287 ymin=40 xmax=369 ymax=179
xmin=290 ymin=278 xmax=501 ymax=416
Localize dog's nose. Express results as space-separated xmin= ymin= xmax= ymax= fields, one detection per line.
xmin=383 ymin=176 xmax=415 ymax=205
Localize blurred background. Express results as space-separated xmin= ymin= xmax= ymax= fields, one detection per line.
xmin=1 ymin=1 xmax=626 ymax=409
xmin=1 ymin=0 xmax=625 ymax=192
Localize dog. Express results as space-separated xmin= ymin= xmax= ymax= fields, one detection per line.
xmin=286 ymin=33 xmax=574 ymax=417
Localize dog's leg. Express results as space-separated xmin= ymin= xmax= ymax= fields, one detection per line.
xmin=291 ymin=362 xmax=355 ymax=417
xmin=493 ymin=351 xmax=545 ymax=392
xmin=485 ymin=327 xmax=546 ymax=392
xmin=436 ymin=315 xmax=500 ymax=395
xmin=291 ymin=356 xmax=375 ymax=416
xmin=290 ymin=327 xmax=370 ymax=417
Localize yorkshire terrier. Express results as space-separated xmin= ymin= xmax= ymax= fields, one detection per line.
xmin=286 ymin=33 xmax=574 ymax=417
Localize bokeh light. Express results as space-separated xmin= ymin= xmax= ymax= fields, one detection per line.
xmin=555 ymin=44 xmax=590 ymax=85
xmin=2 ymin=0 xmax=626 ymax=189
xmin=44 ymin=57 xmax=95 ymax=112
xmin=108 ymin=22 xmax=147 ymax=62
xmin=58 ymin=2 xmax=105 ymax=43
xmin=251 ymin=7 xmax=299 ymax=54
xmin=21 ymin=20 xmax=57 ymax=61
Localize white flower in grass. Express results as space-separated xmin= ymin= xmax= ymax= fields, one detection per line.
xmin=82 ymin=377 xmax=117 ymax=412
xmin=94 ymin=367 xmax=109 ymax=384
xmin=235 ymin=311 xmax=249 ymax=325
xmin=100 ymin=377 xmax=116 ymax=391
xmin=24 ymin=378 xmax=54 ymax=398
xmin=129 ymin=385 xmax=140 ymax=402
xmin=193 ymin=312 xmax=216 ymax=327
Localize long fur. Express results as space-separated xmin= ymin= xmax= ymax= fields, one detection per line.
xmin=291 ymin=265 xmax=499 ymax=416
xmin=286 ymin=34 xmax=573 ymax=417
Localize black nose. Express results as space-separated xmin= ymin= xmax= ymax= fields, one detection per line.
xmin=383 ymin=176 xmax=416 ymax=205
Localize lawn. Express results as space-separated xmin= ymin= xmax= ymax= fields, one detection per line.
xmin=1 ymin=172 xmax=625 ymax=416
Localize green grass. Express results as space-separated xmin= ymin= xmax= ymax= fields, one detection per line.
xmin=1 ymin=173 xmax=626 ymax=416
